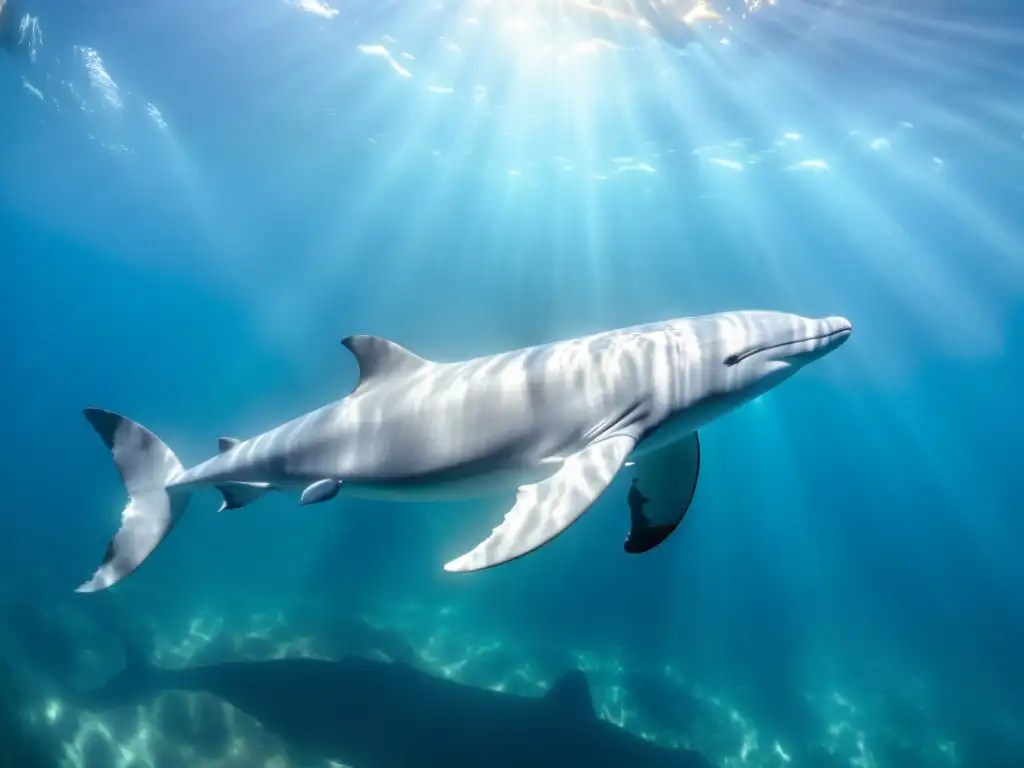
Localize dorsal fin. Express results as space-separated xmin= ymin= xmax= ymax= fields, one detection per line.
xmin=544 ymin=670 xmax=594 ymax=718
xmin=218 ymin=437 xmax=241 ymax=453
xmin=341 ymin=335 xmax=430 ymax=388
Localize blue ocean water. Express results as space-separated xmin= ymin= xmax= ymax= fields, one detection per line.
xmin=2 ymin=0 xmax=1023 ymax=766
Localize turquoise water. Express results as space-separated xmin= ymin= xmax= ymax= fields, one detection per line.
xmin=2 ymin=1 xmax=1023 ymax=766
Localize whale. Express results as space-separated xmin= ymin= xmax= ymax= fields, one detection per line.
xmin=78 ymin=651 xmax=716 ymax=767
xmin=75 ymin=309 xmax=851 ymax=593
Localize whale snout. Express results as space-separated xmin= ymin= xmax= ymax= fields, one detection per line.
xmin=724 ymin=312 xmax=853 ymax=368
xmin=826 ymin=316 xmax=853 ymax=333
xmin=771 ymin=314 xmax=853 ymax=366
xmin=793 ymin=315 xmax=851 ymax=363
xmin=819 ymin=313 xmax=851 ymax=348
xmin=822 ymin=316 xmax=853 ymax=346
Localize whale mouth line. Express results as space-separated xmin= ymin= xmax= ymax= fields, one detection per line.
xmin=725 ymin=326 xmax=851 ymax=367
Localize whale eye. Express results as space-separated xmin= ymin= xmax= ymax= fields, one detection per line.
xmin=724 ymin=352 xmax=742 ymax=366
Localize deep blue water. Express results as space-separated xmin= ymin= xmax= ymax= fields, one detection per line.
xmin=2 ymin=1 xmax=1023 ymax=766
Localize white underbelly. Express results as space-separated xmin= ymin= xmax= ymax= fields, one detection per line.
xmin=632 ymin=413 xmax=699 ymax=459
xmin=633 ymin=391 xmax=752 ymax=459
xmin=341 ymin=461 xmax=559 ymax=502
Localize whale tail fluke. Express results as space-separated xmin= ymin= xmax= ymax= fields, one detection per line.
xmin=76 ymin=409 xmax=191 ymax=594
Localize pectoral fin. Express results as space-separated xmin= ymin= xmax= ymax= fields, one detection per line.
xmin=444 ymin=434 xmax=636 ymax=572
xmin=300 ymin=479 xmax=342 ymax=506
xmin=624 ymin=432 xmax=700 ymax=554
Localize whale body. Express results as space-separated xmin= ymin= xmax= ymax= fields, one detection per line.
xmin=76 ymin=310 xmax=852 ymax=593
